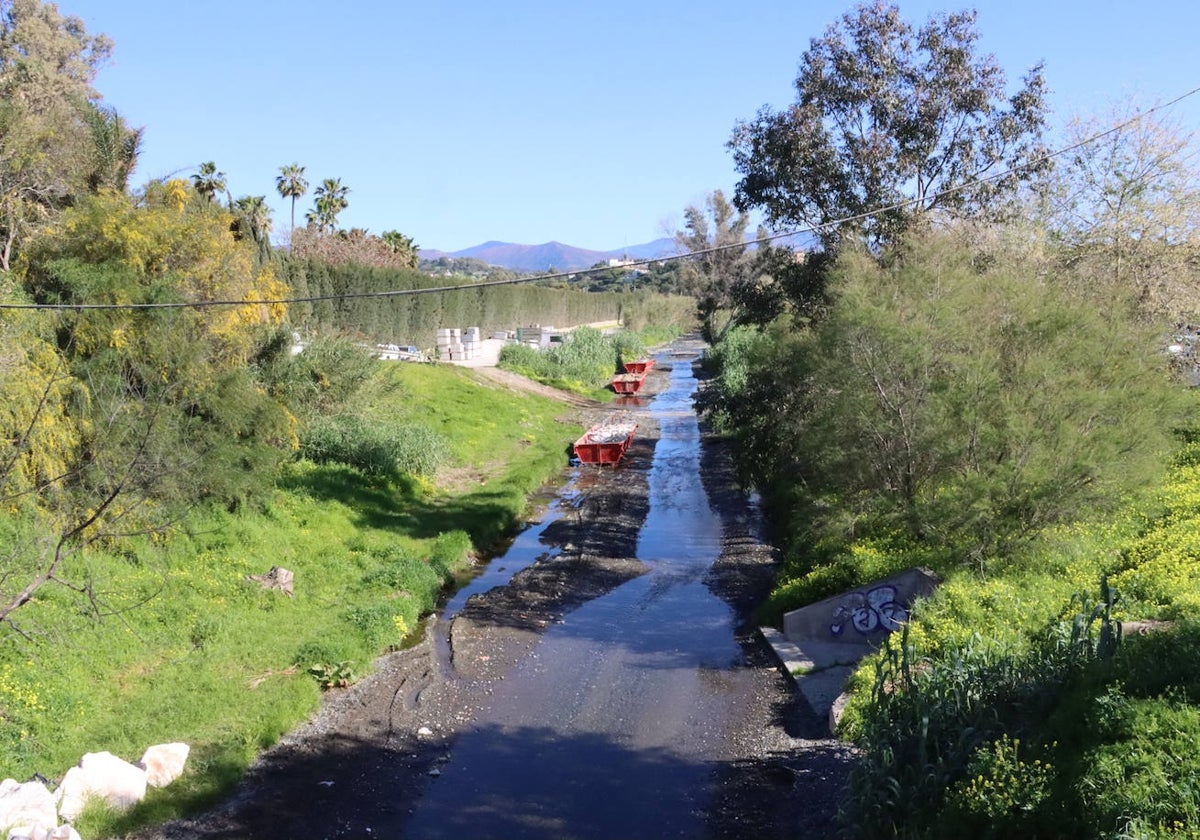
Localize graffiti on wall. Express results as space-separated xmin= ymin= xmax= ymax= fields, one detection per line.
xmin=829 ymin=585 xmax=908 ymax=636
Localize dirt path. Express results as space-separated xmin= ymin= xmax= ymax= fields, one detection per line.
xmin=467 ymin=366 xmax=602 ymax=408
xmin=138 ymin=345 xmax=855 ymax=840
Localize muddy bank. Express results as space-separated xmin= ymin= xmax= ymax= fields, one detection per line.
xmin=139 ymin=348 xmax=856 ymax=840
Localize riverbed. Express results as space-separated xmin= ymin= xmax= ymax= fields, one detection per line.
xmin=142 ymin=338 xmax=855 ymax=840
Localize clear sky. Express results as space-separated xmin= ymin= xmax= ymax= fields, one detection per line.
xmin=61 ymin=0 xmax=1200 ymax=253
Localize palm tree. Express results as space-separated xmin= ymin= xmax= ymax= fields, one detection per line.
xmin=234 ymin=195 xmax=273 ymax=243
xmin=83 ymin=102 xmax=143 ymax=193
xmin=234 ymin=195 xmax=273 ymax=262
xmin=311 ymin=177 xmax=349 ymax=233
xmin=192 ymin=161 xmax=226 ymax=204
xmin=382 ymin=230 xmax=419 ymax=268
xmin=275 ymin=163 xmax=307 ymax=232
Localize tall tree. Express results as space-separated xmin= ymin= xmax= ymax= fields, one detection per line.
xmin=309 ymin=177 xmax=349 ymax=233
xmin=729 ymin=1 xmax=1049 ymax=251
xmin=1040 ymin=102 xmax=1200 ymax=322
xmin=275 ymin=162 xmax=307 ymax=232
xmin=83 ymin=101 xmax=142 ymax=193
xmin=0 ymin=0 xmax=120 ymax=270
xmin=673 ymin=189 xmax=752 ymax=341
xmin=0 ymin=0 xmax=112 ymax=110
xmin=381 ymin=229 xmax=418 ymax=268
xmin=191 ymin=161 xmax=226 ymax=205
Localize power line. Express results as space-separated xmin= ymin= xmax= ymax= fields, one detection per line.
xmin=3 ymin=84 xmax=1199 ymax=314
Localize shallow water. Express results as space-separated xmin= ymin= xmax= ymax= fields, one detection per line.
xmin=406 ymin=351 xmax=743 ymax=840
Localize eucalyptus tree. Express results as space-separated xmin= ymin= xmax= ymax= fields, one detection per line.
xmin=0 ymin=0 xmax=121 ymax=269
xmin=729 ymin=1 xmax=1049 ymax=251
xmin=673 ymin=189 xmax=752 ymax=341
xmin=0 ymin=0 xmax=112 ymax=109
xmin=275 ymin=162 xmax=307 ymax=231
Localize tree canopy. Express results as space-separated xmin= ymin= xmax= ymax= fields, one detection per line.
xmin=673 ymin=189 xmax=752 ymax=341
xmin=708 ymin=233 xmax=1186 ymax=562
xmin=0 ymin=0 xmax=138 ymax=270
xmin=729 ymin=1 xmax=1049 ymax=251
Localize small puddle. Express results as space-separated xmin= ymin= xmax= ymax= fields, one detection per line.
xmin=407 ymin=348 xmax=746 ymax=839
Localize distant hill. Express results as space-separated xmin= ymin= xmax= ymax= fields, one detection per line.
xmin=418 ymin=238 xmax=682 ymax=273
xmin=416 ymin=233 xmax=822 ymax=273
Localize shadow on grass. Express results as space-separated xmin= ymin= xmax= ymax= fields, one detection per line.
xmin=278 ymin=464 xmax=545 ymax=553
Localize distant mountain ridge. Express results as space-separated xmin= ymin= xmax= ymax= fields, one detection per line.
xmin=419 ymin=238 xmax=679 ymax=272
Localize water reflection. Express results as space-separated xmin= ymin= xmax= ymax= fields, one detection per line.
xmin=407 ymin=350 xmax=741 ymax=839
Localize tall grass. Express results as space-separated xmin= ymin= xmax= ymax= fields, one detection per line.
xmin=839 ymin=435 xmax=1200 ymax=838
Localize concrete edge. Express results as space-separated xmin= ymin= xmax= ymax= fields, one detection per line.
xmin=758 ymin=627 xmax=871 ymax=735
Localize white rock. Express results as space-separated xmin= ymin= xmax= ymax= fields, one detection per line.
xmin=9 ymin=827 xmax=82 ymax=840
xmin=0 ymin=779 xmax=57 ymax=837
xmin=6 ymin=827 xmax=46 ymax=840
xmin=139 ymin=743 xmax=189 ymax=788
xmin=56 ymin=753 xmax=147 ymax=821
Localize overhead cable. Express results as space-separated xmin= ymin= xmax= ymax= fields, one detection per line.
xmin=2 ymin=84 xmax=1198 ymax=313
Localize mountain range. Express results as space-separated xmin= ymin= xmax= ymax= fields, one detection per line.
xmin=418 ymin=238 xmax=680 ymax=273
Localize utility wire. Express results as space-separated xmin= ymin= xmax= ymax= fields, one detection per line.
xmin=3 ymin=84 xmax=1199 ymax=313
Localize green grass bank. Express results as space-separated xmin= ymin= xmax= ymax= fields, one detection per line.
xmin=0 ymin=360 xmax=578 ymax=836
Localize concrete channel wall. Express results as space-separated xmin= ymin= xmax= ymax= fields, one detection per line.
xmin=762 ymin=566 xmax=941 ymax=732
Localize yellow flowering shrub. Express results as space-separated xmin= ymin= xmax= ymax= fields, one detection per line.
xmin=952 ymin=735 xmax=1053 ymax=822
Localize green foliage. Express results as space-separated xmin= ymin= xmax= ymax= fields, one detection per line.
xmin=257 ymin=333 xmax=378 ymax=422
xmin=697 ymin=324 xmax=771 ymax=435
xmin=840 ymin=506 xmax=1200 ymax=838
xmin=712 ymin=233 xmax=1186 ymax=568
xmin=729 ymin=1 xmax=1048 ymax=251
xmin=276 ymin=253 xmax=694 ymax=349
xmin=499 ymin=326 xmax=625 ymax=392
xmin=305 ymin=661 xmax=356 ymax=690
xmin=299 ymin=414 xmax=449 ymax=477
xmin=1076 ymin=695 xmax=1200 ymax=836
xmin=0 ymin=356 xmax=573 ymax=836
xmin=1 ymin=184 xmax=298 ymax=625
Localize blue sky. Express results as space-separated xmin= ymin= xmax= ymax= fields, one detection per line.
xmin=63 ymin=0 xmax=1200 ymax=253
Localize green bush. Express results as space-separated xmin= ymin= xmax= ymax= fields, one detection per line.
xmin=944 ymin=735 xmax=1054 ymax=836
xmin=499 ymin=326 xmax=624 ymax=391
xmin=844 ymin=582 xmax=1200 ymax=838
xmin=429 ymin=530 xmax=473 ymax=576
xmin=340 ymin=603 xmax=409 ymax=649
xmin=299 ymin=415 xmax=449 ymax=476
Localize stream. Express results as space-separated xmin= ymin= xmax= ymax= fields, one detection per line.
xmin=405 ymin=351 xmax=747 ymax=839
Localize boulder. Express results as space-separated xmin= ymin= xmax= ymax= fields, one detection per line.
xmin=139 ymin=743 xmax=189 ymax=788
xmin=0 ymin=779 xmax=57 ymax=836
xmin=56 ymin=752 xmax=147 ymax=821
xmin=245 ymin=566 xmax=294 ymax=597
